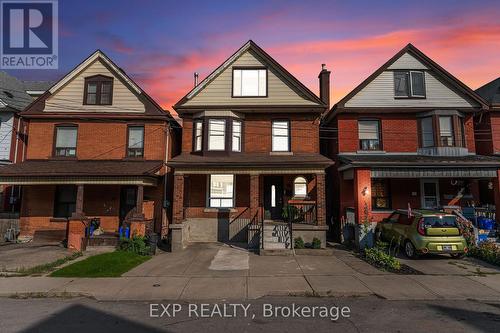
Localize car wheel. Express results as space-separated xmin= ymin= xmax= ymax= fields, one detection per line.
xmin=451 ymin=253 xmax=466 ymax=259
xmin=404 ymin=240 xmax=418 ymax=259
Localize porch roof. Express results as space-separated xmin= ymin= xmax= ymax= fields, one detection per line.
xmin=0 ymin=160 xmax=163 ymax=185
xmin=168 ymin=153 xmax=334 ymax=170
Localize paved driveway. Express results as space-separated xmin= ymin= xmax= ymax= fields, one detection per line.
xmin=0 ymin=242 xmax=72 ymax=272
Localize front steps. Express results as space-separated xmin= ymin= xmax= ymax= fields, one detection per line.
xmin=260 ymin=221 xmax=293 ymax=255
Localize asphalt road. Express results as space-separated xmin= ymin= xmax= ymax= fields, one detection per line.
xmin=0 ymin=296 xmax=499 ymax=333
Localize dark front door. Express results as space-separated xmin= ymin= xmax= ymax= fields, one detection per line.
xmin=120 ymin=186 xmax=137 ymax=224
xmin=264 ymin=176 xmax=284 ymax=220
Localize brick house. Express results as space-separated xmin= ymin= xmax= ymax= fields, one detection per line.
xmin=169 ymin=40 xmax=333 ymax=252
xmin=0 ymin=51 xmax=179 ymax=250
xmin=322 ymin=44 xmax=500 ymax=244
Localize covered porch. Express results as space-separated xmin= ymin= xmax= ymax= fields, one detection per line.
xmin=0 ymin=160 xmax=166 ymax=251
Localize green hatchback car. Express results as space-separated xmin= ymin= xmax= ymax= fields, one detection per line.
xmin=377 ymin=209 xmax=468 ymax=259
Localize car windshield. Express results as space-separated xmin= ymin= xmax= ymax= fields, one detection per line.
xmin=423 ymin=216 xmax=457 ymax=228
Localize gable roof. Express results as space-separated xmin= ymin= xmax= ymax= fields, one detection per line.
xmin=323 ymin=43 xmax=488 ymax=122
xmin=21 ymin=50 xmax=178 ymax=124
xmin=476 ymin=77 xmax=500 ymax=108
xmin=173 ymin=40 xmax=325 ymax=110
xmin=0 ymin=71 xmax=33 ymax=112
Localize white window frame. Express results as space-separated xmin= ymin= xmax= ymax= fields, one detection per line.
xmin=208 ymin=119 xmax=226 ymax=151
xmin=232 ymin=68 xmax=267 ymax=97
xmin=394 ymin=70 xmax=426 ymax=98
xmin=232 ymin=120 xmax=242 ymax=152
xmin=208 ymin=174 xmax=235 ymax=208
xmin=194 ymin=120 xmax=203 ymax=152
xmin=293 ymin=176 xmax=307 ymax=198
xmin=272 ymin=120 xmax=290 ymax=152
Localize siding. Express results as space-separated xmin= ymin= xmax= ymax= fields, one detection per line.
xmin=345 ymin=71 xmax=478 ymax=108
xmin=387 ymin=52 xmax=428 ymax=70
xmin=0 ymin=113 xmax=14 ymax=161
xmin=184 ymin=50 xmax=318 ymax=106
xmin=44 ymin=59 xmax=145 ymax=113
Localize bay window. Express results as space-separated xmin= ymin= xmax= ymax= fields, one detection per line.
xmin=272 ymin=120 xmax=290 ymax=152
xmin=233 ymin=68 xmax=267 ymax=97
xmin=55 ymin=126 xmax=77 ymax=157
xmin=208 ymin=119 xmax=226 ymax=151
xmin=420 ymin=117 xmax=435 ymax=147
xmin=358 ymin=120 xmax=381 ymax=151
xmin=439 ymin=116 xmax=454 ymax=147
xmin=194 ymin=120 xmax=203 ymax=152
xmin=209 ymin=174 xmax=234 ymax=208
xmin=394 ymin=71 xmax=425 ymax=98
xmin=232 ymin=120 xmax=242 ymax=152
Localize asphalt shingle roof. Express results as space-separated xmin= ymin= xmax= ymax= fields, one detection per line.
xmin=476 ymin=77 xmax=500 ymax=106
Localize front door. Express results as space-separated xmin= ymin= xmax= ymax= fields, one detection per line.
xmin=120 ymin=186 xmax=137 ymax=224
xmin=264 ymin=176 xmax=284 ymax=220
xmin=421 ymin=179 xmax=440 ymax=209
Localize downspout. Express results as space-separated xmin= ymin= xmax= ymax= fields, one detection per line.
xmin=163 ymin=122 xmax=171 ymax=237
xmin=10 ymin=115 xmax=21 ymax=212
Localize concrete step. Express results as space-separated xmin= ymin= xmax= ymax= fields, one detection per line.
xmin=259 ymin=249 xmax=294 ymax=256
xmin=263 ymin=242 xmax=288 ymax=249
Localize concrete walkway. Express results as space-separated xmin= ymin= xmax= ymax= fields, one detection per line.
xmin=0 ymin=243 xmax=499 ymax=301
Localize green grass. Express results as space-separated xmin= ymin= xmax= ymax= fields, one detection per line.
xmin=17 ymin=252 xmax=83 ymax=276
xmin=50 ymin=251 xmax=150 ymax=277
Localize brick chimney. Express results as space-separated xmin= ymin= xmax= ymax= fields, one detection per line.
xmin=318 ymin=64 xmax=330 ymax=108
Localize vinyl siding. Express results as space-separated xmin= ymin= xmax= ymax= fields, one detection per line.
xmin=387 ymin=52 xmax=428 ymax=70
xmin=184 ymin=50 xmax=318 ymax=106
xmin=0 ymin=112 xmax=14 ymax=161
xmin=345 ymin=71 xmax=478 ymax=108
xmin=44 ymin=59 xmax=145 ymax=113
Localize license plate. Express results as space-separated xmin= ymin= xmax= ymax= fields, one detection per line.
xmin=442 ymin=245 xmax=452 ymax=251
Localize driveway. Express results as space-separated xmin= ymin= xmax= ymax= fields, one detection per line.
xmin=0 ymin=242 xmax=72 ymax=273
xmin=397 ymin=253 xmax=500 ymax=275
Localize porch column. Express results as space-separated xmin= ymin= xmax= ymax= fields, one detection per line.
xmin=135 ymin=184 xmax=144 ymax=218
xmin=172 ymin=174 xmax=185 ymax=224
xmin=68 ymin=184 xmax=86 ymax=251
xmin=129 ymin=184 xmax=146 ymax=237
xmin=250 ymin=174 xmax=260 ymax=220
xmin=354 ymin=168 xmax=372 ymax=225
xmin=494 ymin=169 xmax=500 ymax=223
xmin=315 ymin=173 xmax=326 ymax=226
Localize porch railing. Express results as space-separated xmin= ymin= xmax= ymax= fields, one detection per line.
xmin=284 ymin=200 xmax=317 ymax=224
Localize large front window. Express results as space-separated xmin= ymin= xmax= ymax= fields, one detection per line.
xmin=55 ymin=126 xmax=77 ymax=157
xmin=208 ymin=119 xmax=226 ymax=150
xmin=272 ymin=120 xmax=289 ymax=152
xmin=358 ymin=120 xmax=381 ymax=151
xmin=127 ymin=126 xmax=144 ymax=157
xmin=394 ymin=71 xmax=425 ymax=98
xmin=209 ymin=174 xmax=234 ymax=208
xmin=233 ymin=68 xmax=267 ymax=97
xmin=371 ymin=179 xmax=391 ymax=210
xmin=54 ymin=185 xmax=77 ymax=218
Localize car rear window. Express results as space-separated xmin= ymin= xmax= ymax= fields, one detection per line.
xmin=423 ymin=216 xmax=457 ymax=228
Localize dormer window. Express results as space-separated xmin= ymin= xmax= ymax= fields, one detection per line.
xmin=232 ymin=68 xmax=267 ymax=97
xmin=394 ymin=71 xmax=425 ymax=98
xmin=84 ymin=75 xmax=113 ymax=105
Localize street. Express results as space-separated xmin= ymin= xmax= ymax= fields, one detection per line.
xmin=0 ymin=296 xmax=499 ymax=333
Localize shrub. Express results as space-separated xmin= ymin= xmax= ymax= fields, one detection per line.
xmin=312 ymin=237 xmax=322 ymax=249
xmin=364 ymin=245 xmax=401 ymax=271
xmin=118 ymin=236 xmax=151 ymax=256
xmin=294 ymin=237 xmax=305 ymax=249
xmin=455 ymin=216 xmax=475 ymax=246
xmin=469 ymin=241 xmax=500 ymax=266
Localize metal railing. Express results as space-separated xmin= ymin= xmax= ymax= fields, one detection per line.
xmin=284 ymin=200 xmax=317 ymax=224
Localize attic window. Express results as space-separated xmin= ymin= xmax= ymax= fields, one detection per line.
xmin=394 ymin=71 xmax=425 ymax=98
xmin=84 ymin=75 xmax=113 ymax=105
xmin=232 ymin=68 xmax=267 ymax=97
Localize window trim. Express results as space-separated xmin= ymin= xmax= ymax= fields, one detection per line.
xmin=53 ymin=124 xmax=78 ymax=158
xmin=371 ymin=178 xmax=391 ymax=211
xmin=358 ymin=119 xmax=382 ymax=151
xmin=126 ymin=125 xmax=145 ymax=158
xmin=271 ymin=119 xmax=291 ymax=152
xmin=207 ymin=118 xmax=227 ymax=151
xmin=393 ymin=70 xmax=426 ymax=99
xmin=207 ymin=174 xmax=235 ymax=208
xmin=83 ymin=75 xmax=114 ymax=105
xmin=231 ymin=67 xmax=268 ymax=98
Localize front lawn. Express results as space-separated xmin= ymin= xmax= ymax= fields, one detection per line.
xmin=50 ymin=251 xmax=150 ymax=277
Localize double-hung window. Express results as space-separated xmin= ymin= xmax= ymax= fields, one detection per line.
xmin=233 ymin=68 xmax=267 ymax=97
xmin=394 ymin=71 xmax=425 ymax=98
xmin=209 ymin=174 xmax=234 ymax=208
xmin=208 ymin=119 xmax=226 ymax=151
xmin=358 ymin=120 xmax=381 ymax=151
xmin=193 ymin=120 xmax=203 ymax=152
xmin=232 ymin=120 xmax=242 ymax=152
xmin=55 ymin=126 xmax=77 ymax=157
xmin=272 ymin=120 xmax=289 ymax=152
xmin=84 ymin=76 xmax=113 ymax=105
xmin=420 ymin=117 xmax=435 ymax=147
xmin=439 ymin=116 xmax=454 ymax=147
xmin=127 ymin=126 xmax=144 ymax=157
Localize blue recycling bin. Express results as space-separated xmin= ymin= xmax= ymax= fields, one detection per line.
xmin=477 ymin=217 xmax=495 ymax=230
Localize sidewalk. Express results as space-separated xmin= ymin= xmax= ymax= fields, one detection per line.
xmin=0 ymin=243 xmax=499 ymax=301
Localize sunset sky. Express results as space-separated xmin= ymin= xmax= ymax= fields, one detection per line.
xmin=5 ymin=0 xmax=500 ymax=111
